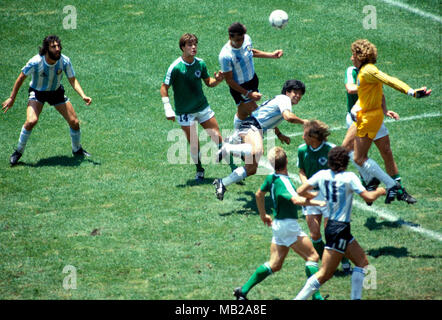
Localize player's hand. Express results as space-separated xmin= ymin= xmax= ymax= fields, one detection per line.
xmin=260 ymin=214 xmax=273 ymax=227
xmin=385 ymin=110 xmax=399 ymax=120
xmin=1 ymin=97 xmax=14 ymax=113
xmin=350 ymin=103 xmax=362 ymax=122
xmin=214 ymin=71 xmax=224 ymax=82
xmin=249 ymin=91 xmax=262 ymax=101
xmin=272 ymin=49 xmax=283 ymax=59
xmin=278 ymin=134 xmax=291 ymax=145
xmin=414 ymin=87 xmax=432 ymax=98
xmin=318 ymin=201 xmax=327 ymax=207
xmin=83 ymin=96 xmax=92 ymax=106
xmin=377 ymin=187 xmax=386 ymax=196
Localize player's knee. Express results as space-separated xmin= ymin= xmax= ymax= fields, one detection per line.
xmin=355 ymin=258 xmax=369 ymax=269
xmin=25 ymin=118 xmax=38 ymax=130
xmin=308 ymin=252 xmax=320 ymax=263
xmin=246 ymin=165 xmax=258 ymax=176
xmin=270 ymin=262 xmax=283 ymax=272
xmin=68 ymin=118 xmax=80 ymax=130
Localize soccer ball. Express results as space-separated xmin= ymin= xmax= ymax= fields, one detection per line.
xmin=269 ymin=10 xmax=289 ymax=29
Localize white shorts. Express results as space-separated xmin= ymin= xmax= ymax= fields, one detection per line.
xmin=177 ymin=106 xmax=215 ymax=126
xmin=302 ymin=193 xmax=329 ymax=217
xmin=271 ymin=219 xmax=307 ymax=247
xmin=346 ymin=112 xmax=389 ymax=141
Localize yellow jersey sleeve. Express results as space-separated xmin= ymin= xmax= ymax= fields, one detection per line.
xmin=363 ymin=64 xmax=411 ymax=94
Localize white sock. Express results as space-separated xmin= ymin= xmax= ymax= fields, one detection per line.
xmin=233 ymin=114 xmax=242 ymax=130
xmin=362 ymin=158 xmax=396 ymax=188
xmin=294 ymin=274 xmax=321 ymax=300
xmin=17 ymin=126 xmax=32 ymax=153
xmin=349 ymin=151 xmax=373 ymax=183
xmin=351 ymin=266 xmax=366 ymax=300
xmin=70 ymin=128 xmax=81 ymax=152
xmin=225 ymin=143 xmax=252 ymax=158
xmin=222 ymin=166 xmax=247 ymax=186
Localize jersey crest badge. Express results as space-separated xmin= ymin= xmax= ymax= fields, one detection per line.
xmin=57 ymin=69 xmax=62 ymax=75
xmin=194 ymin=70 xmax=201 ymax=78
xmin=318 ymin=157 xmax=328 ymax=166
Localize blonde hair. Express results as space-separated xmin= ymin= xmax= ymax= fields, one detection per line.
xmin=303 ymin=120 xmax=330 ymax=142
xmin=351 ymin=39 xmax=377 ymax=65
xmin=268 ymin=146 xmax=287 ymax=171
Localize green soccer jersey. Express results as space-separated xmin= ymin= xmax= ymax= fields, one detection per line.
xmin=345 ymin=66 xmax=359 ymax=113
xmin=164 ymin=56 xmax=209 ymax=115
xmin=260 ymin=174 xmax=300 ymax=220
xmin=297 ymin=141 xmax=335 ymax=179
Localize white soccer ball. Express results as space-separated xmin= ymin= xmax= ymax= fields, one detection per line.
xmin=269 ymin=10 xmax=289 ymax=29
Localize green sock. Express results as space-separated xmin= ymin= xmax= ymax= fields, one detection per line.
xmin=242 ymin=263 xmax=272 ymax=296
xmin=312 ymin=238 xmax=325 ymax=259
xmin=341 ymin=257 xmax=350 ymax=265
xmin=305 ymin=261 xmax=324 ymax=300
xmin=229 ymin=153 xmax=238 ymax=172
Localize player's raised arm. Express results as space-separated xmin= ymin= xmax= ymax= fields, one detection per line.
xmin=2 ymin=72 xmax=27 ymax=113
xmin=252 ymin=48 xmax=283 ymax=59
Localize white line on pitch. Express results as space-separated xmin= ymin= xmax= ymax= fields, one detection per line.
xmin=266 ymin=111 xmax=442 ymax=140
xmin=378 ymin=0 xmax=442 ymax=24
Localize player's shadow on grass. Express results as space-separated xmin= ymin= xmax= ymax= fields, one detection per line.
xmin=176 ymin=177 xmax=216 ymax=188
xmin=21 ymin=155 xmax=100 ymax=167
xmin=219 ymin=191 xmax=270 ymax=216
xmin=367 ymin=246 xmax=439 ymax=259
xmin=364 ymin=217 xmax=420 ymax=231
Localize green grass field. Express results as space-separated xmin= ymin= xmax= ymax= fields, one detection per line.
xmin=0 ymin=0 xmax=441 ymax=300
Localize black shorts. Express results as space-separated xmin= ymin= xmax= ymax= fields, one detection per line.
xmin=238 ymin=116 xmax=262 ymax=136
xmin=28 ymin=85 xmax=69 ymax=106
xmin=324 ymin=220 xmax=354 ymax=253
xmin=229 ymin=73 xmax=259 ymax=105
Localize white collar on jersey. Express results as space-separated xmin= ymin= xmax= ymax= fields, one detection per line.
xmin=308 ymin=141 xmax=325 ymax=152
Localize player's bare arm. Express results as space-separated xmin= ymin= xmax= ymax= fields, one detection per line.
xmin=359 ymin=187 xmax=386 ymax=203
xmin=296 ymin=183 xmax=318 ymax=200
xmin=291 ymin=195 xmax=324 ymax=207
xmin=2 ymin=72 xmax=27 ymax=113
xmin=203 ymin=71 xmax=224 ymax=88
xmin=223 ymin=71 xmax=262 ymax=101
xmin=274 ymin=127 xmax=290 ymax=145
xmin=252 ymin=48 xmax=283 ymax=59
xmin=160 ymin=83 xmax=175 ymax=121
xmin=282 ymin=109 xmax=306 ymax=125
xmin=345 ymin=82 xmax=358 ymax=94
xmin=68 ymin=77 xmax=92 ymax=105
xmin=299 ymin=168 xmax=308 ymax=184
xmin=255 ymin=189 xmax=272 ymax=226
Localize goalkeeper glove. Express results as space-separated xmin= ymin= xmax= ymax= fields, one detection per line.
xmin=350 ymin=103 xmax=362 ymax=122
xmin=408 ymin=87 xmax=432 ymax=98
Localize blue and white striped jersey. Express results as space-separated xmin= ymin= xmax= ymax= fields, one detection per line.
xmin=307 ymin=169 xmax=365 ymax=223
xmin=218 ymin=34 xmax=254 ymax=84
xmin=21 ymin=54 xmax=75 ymax=91
xmin=252 ymin=95 xmax=292 ymax=133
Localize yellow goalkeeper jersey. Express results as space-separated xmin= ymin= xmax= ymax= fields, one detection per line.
xmin=357 ymin=63 xmax=411 ymax=112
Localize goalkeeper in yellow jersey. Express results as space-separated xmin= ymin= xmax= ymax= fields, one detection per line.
xmin=343 ymin=39 xmax=431 ymax=204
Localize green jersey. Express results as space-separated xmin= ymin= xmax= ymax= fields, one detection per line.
xmin=260 ymin=174 xmax=300 ymax=220
xmin=164 ymin=57 xmax=209 ymax=115
xmin=297 ymin=141 xmax=335 ymax=179
xmin=345 ymin=66 xmax=359 ymax=113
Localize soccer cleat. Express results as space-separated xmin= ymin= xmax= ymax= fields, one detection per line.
xmin=73 ymin=147 xmax=91 ymax=157
xmin=213 ymin=179 xmax=226 ymax=201
xmin=364 ymin=177 xmax=380 ymax=206
xmin=195 ymin=169 xmax=205 ymax=182
xmin=385 ymin=182 xmax=400 ymax=204
xmin=215 ymin=145 xmax=228 ymax=163
xmin=397 ymin=187 xmax=417 ymax=204
xmin=233 ymin=287 xmax=248 ymax=300
xmin=10 ymin=150 xmax=22 ymax=166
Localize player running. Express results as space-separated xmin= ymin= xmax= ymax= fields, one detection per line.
xmin=294 ymin=146 xmax=386 ymax=300
xmin=297 ymin=120 xmax=352 ymax=274
xmin=342 ymin=39 xmax=431 ymax=204
xmin=213 ymin=79 xmax=307 ymax=200
xmin=161 ymin=33 xmax=224 ymax=181
xmin=2 ymin=35 xmax=92 ymax=165
xmin=233 ymin=146 xmax=327 ymax=300
xmin=343 ymin=58 xmax=416 ymax=204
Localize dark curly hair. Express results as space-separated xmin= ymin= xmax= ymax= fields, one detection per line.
xmin=328 ymin=146 xmax=349 ymax=173
xmin=39 ymin=35 xmax=62 ymax=56
xmin=281 ymin=79 xmax=305 ymax=95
